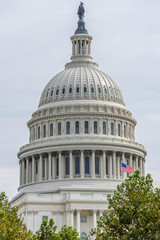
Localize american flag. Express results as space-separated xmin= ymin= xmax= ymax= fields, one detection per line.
xmin=121 ymin=163 xmax=133 ymax=173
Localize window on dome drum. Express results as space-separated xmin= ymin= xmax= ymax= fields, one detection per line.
xmin=75 ymin=156 xmax=80 ymax=174
xmin=65 ymin=157 xmax=70 ymax=175
xmin=42 ymin=160 xmax=45 ymax=178
xmin=85 ymin=121 xmax=89 ymax=134
xmin=46 ymin=92 xmax=48 ymax=97
xmin=69 ymin=87 xmax=72 ymax=94
xmin=84 ymin=86 xmax=87 ymax=93
xmin=91 ymin=87 xmax=94 ymax=94
xmin=43 ymin=125 xmax=46 ymax=138
xmin=95 ymin=157 xmax=99 ymax=174
xmin=36 ymin=161 xmax=38 ymax=174
xmin=94 ymin=121 xmax=98 ymax=134
xmin=104 ymin=88 xmax=108 ymax=94
xmin=56 ymin=89 xmax=59 ymax=96
xmin=50 ymin=123 xmax=53 ymax=136
xmin=42 ymin=216 xmax=48 ymax=221
xmin=66 ymin=121 xmax=70 ymax=134
xmin=118 ymin=124 xmax=121 ymax=136
xmin=98 ymin=87 xmax=101 ymax=94
xmin=111 ymin=122 xmax=114 ymax=135
xmin=81 ymin=217 xmax=86 ymax=223
xmin=38 ymin=126 xmax=40 ymax=139
xmin=103 ymin=122 xmax=106 ymax=134
xmin=76 ymin=86 xmax=80 ymax=94
xmin=58 ymin=122 xmax=61 ymax=135
xmin=50 ymin=90 xmax=53 ymax=97
xmin=85 ymin=156 xmax=90 ymax=174
xmin=56 ymin=158 xmax=59 ymax=177
xmin=62 ymin=88 xmax=65 ymax=95
xmin=110 ymin=88 xmax=113 ymax=96
xmin=75 ymin=121 xmax=79 ymax=134
xmin=124 ymin=125 xmax=126 ymax=137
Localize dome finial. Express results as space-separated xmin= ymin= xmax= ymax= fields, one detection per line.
xmin=75 ymin=2 xmax=88 ymax=35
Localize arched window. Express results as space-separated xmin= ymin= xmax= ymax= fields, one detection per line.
xmin=50 ymin=90 xmax=53 ymax=97
xmin=75 ymin=156 xmax=80 ymax=174
xmin=56 ymin=89 xmax=59 ymax=96
xmin=65 ymin=157 xmax=70 ymax=175
xmin=76 ymin=86 xmax=80 ymax=94
xmin=85 ymin=156 xmax=89 ymax=174
xmin=38 ymin=126 xmax=40 ymax=139
xmin=66 ymin=121 xmax=70 ymax=134
xmin=42 ymin=159 xmax=45 ymax=178
xmin=58 ymin=122 xmax=61 ymax=135
xmin=103 ymin=122 xmax=106 ymax=134
xmin=62 ymin=88 xmax=65 ymax=95
xmin=118 ymin=124 xmax=121 ymax=136
xmin=85 ymin=121 xmax=89 ymax=134
xmin=69 ymin=87 xmax=72 ymax=94
xmin=124 ymin=125 xmax=126 ymax=137
xmin=104 ymin=88 xmax=108 ymax=94
xmin=84 ymin=87 xmax=87 ymax=93
xmin=43 ymin=125 xmax=46 ymax=138
xmin=91 ymin=87 xmax=94 ymax=94
xmin=94 ymin=121 xmax=98 ymax=134
xmin=50 ymin=123 xmax=53 ymax=136
xmin=95 ymin=157 xmax=99 ymax=174
xmin=111 ymin=122 xmax=114 ymax=135
xmin=75 ymin=121 xmax=79 ymax=134
xmin=98 ymin=87 xmax=101 ymax=94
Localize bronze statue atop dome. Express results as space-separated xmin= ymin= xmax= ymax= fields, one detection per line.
xmin=77 ymin=2 xmax=85 ymax=20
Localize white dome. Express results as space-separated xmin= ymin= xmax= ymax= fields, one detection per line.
xmin=38 ymin=61 xmax=125 ymax=108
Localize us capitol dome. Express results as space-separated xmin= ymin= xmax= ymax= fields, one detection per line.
xmin=11 ymin=3 xmax=146 ymax=238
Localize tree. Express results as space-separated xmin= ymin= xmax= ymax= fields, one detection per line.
xmin=58 ymin=225 xmax=81 ymax=240
xmin=90 ymin=170 xmax=160 ymax=240
xmin=0 ymin=192 xmax=32 ymax=240
xmin=33 ymin=218 xmax=59 ymax=240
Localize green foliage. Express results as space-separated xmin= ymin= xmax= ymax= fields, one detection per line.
xmin=0 ymin=192 xmax=32 ymax=240
xmin=58 ymin=225 xmax=81 ymax=240
xmin=90 ymin=170 xmax=160 ymax=240
xmin=33 ymin=218 xmax=59 ymax=240
xmin=33 ymin=220 xmax=80 ymax=240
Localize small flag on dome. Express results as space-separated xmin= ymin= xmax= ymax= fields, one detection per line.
xmin=121 ymin=163 xmax=133 ymax=173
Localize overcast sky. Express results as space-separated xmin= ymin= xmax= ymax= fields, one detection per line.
xmin=0 ymin=0 xmax=160 ymax=200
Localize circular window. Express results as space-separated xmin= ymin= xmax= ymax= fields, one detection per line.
xmin=81 ymin=232 xmax=86 ymax=240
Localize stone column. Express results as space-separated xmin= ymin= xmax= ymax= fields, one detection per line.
xmin=48 ymin=152 xmax=52 ymax=180
xmin=59 ymin=152 xmax=62 ymax=179
xmin=70 ymin=210 xmax=74 ymax=227
xmin=136 ymin=155 xmax=138 ymax=170
xmin=32 ymin=156 xmax=35 ymax=183
xmin=69 ymin=151 xmax=73 ymax=179
xmin=113 ymin=152 xmax=116 ymax=179
xmin=19 ymin=160 xmax=22 ymax=186
xmin=142 ymin=158 xmax=145 ymax=176
xmin=117 ymin=156 xmax=120 ymax=179
xmin=140 ymin=157 xmax=143 ymax=176
xmin=52 ymin=156 xmax=56 ymax=179
xmin=99 ymin=210 xmax=103 ymax=218
xmin=26 ymin=157 xmax=29 ymax=184
xmin=92 ymin=150 xmax=95 ymax=178
xmin=22 ymin=159 xmax=24 ymax=185
xmin=122 ymin=152 xmax=127 ymax=179
xmin=102 ymin=151 xmax=106 ymax=178
xmin=39 ymin=154 xmax=42 ymax=181
xmin=45 ymin=157 xmax=47 ymax=180
xmin=80 ymin=150 xmax=84 ymax=178
xmin=76 ymin=210 xmax=80 ymax=234
xmin=109 ymin=155 xmax=112 ymax=179
xmin=129 ymin=154 xmax=132 ymax=169
xmin=93 ymin=210 xmax=97 ymax=229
